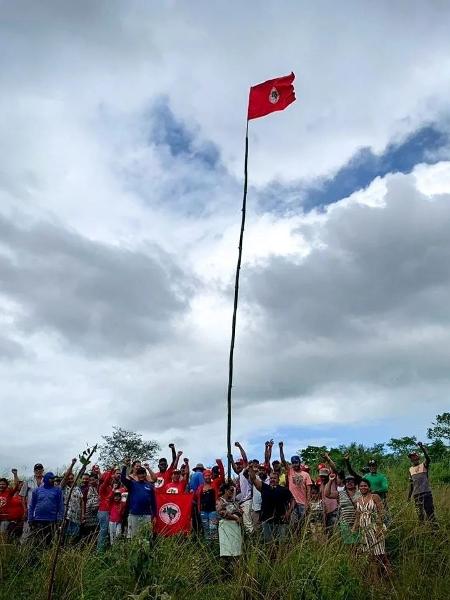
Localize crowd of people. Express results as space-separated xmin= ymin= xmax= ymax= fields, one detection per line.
xmin=0 ymin=439 xmax=437 ymax=577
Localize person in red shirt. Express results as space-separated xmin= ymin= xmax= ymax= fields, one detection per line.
xmin=163 ymin=468 xmax=188 ymax=495
xmin=7 ymin=480 xmax=25 ymax=540
xmin=149 ymin=444 xmax=182 ymax=492
xmin=194 ymin=466 xmax=223 ymax=541
xmin=210 ymin=459 xmax=225 ymax=496
xmin=97 ymin=469 xmax=115 ymax=551
xmin=180 ymin=458 xmax=190 ymax=487
xmin=108 ymin=491 xmax=125 ymax=544
xmin=0 ymin=469 xmax=19 ymax=537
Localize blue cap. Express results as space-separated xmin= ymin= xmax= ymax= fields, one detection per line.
xmin=291 ymin=455 xmax=300 ymax=463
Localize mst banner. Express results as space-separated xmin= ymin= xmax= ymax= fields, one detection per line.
xmin=154 ymin=492 xmax=192 ymax=536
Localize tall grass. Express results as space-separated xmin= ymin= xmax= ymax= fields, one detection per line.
xmin=1 ymin=465 xmax=448 ymax=600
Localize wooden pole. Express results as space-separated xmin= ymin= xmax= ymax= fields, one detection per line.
xmin=226 ymin=120 xmax=249 ymax=480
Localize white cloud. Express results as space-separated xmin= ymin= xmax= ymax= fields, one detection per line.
xmin=1 ymin=2 xmax=450 ymax=471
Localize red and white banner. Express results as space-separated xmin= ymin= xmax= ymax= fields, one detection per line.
xmin=248 ymin=72 xmax=296 ymax=120
xmin=154 ymin=492 xmax=192 ymax=536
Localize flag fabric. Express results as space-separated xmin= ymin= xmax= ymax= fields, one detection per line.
xmin=247 ymin=72 xmax=296 ymax=120
xmin=154 ymin=492 xmax=192 ymax=536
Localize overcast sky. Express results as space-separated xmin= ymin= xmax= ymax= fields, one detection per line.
xmin=1 ymin=1 xmax=450 ymax=472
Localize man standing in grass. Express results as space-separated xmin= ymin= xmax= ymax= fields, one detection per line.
xmin=279 ymin=442 xmax=312 ymax=529
xmin=19 ymin=462 xmax=44 ymax=543
xmin=229 ymin=441 xmax=254 ymax=534
xmin=28 ymin=472 xmax=64 ymax=546
xmin=345 ymin=455 xmax=389 ymax=503
xmin=408 ymin=442 xmax=437 ymax=524
xmin=121 ymin=460 xmax=156 ymax=538
xmin=248 ymin=463 xmax=294 ymax=543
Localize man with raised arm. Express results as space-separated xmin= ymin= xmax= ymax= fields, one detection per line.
xmin=279 ymin=441 xmax=312 ymax=529
xmin=121 ymin=458 xmax=156 ymax=538
xmin=248 ymin=462 xmax=294 ymax=543
xmin=19 ymin=462 xmax=44 ymax=543
xmin=265 ymin=439 xmax=286 ymax=486
xmin=408 ymin=442 xmax=436 ymax=523
xmin=229 ymin=442 xmax=253 ymax=533
xmin=343 ymin=453 xmax=388 ymax=502
xmin=149 ymin=444 xmax=182 ymax=492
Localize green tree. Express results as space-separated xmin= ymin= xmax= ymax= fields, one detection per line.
xmin=387 ymin=436 xmax=417 ymax=457
xmin=98 ymin=426 xmax=160 ymax=468
xmin=338 ymin=442 xmax=386 ymax=469
xmin=427 ymin=439 xmax=449 ymax=461
xmin=427 ymin=412 xmax=450 ymax=443
xmin=299 ymin=445 xmax=328 ymax=466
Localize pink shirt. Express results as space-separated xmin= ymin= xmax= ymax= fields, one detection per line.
xmin=321 ymin=485 xmax=339 ymax=514
xmin=287 ymin=467 xmax=312 ymax=505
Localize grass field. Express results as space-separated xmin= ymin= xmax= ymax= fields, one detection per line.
xmin=0 ymin=463 xmax=449 ymax=600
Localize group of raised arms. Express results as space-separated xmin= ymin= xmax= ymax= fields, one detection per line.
xmin=0 ymin=439 xmax=437 ymax=578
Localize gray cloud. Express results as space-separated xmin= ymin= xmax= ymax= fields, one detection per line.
xmin=241 ymin=174 xmax=450 ymax=397
xmin=0 ymin=214 xmax=192 ymax=356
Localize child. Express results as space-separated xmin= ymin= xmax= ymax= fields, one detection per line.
xmin=109 ymin=491 xmax=125 ymax=544
xmin=307 ymin=485 xmax=325 ymax=542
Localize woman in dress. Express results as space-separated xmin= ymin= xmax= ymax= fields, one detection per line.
xmin=216 ymin=482 xmax=243 ymax=576
xmin=352 ymin=478 xmax=390 ymax=577
xmin=324 ymin=473 xmax=361 ymax=545
xmin=307 ymin=484 xmax=326 ymax=542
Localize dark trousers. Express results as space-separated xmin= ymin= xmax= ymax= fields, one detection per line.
xmin=414 ymin=492 xmax=436 ymax=522
xmin=31 ymin=521 xmax=56 ymax=546
xmin=325 ymin=509 xmax=339 ymax=536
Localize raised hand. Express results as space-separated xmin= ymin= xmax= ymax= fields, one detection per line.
xmin=279 ymin=441 xmax=284 ymax=448
xmin=168 ymin=443 xmax=175 ymax=449
xmin=177 ymin=450 xmax=183 ymax=457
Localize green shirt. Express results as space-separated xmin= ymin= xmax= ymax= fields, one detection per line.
xmin=364 ymin=472 xmax=388 ymax=494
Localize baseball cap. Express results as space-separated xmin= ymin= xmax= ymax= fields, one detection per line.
xmin=34 ymin=463 xmax=44 ymax=470
xmin=291 ymin=455 xmax=301 ymax=464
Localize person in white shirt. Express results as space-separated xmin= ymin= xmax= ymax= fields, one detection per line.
xmin=229 ymin=442 xmax=254 ymax=534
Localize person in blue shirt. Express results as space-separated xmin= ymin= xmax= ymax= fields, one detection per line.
xmin=121 ymin=461 xmax=156 ymax=539
xmin=28 ymin=472 xmax=64 ymax=546
xmin=189 ymin=463 xmax=205 ymax=535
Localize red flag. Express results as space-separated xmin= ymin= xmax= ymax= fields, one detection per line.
xmin=154 ymin=492 xmax=192 ymax=536
xmin=247 ymin=72 xmax=296 ymax=120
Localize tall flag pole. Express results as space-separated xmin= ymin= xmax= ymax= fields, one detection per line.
xmin=226 ymin=73 xmax=296 ymax=479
